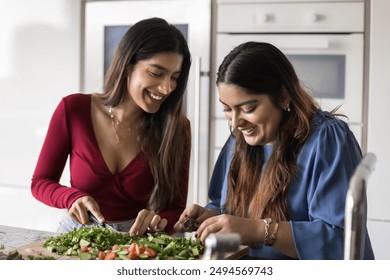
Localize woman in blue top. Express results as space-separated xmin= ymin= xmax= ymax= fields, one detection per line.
xmin=174 ymin=41 xmax=374 ymax=259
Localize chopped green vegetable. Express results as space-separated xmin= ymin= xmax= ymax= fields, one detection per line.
xmin=26 ymin=255 xmax=55 ymax=260
xmin=79 ymin=239 xmax=90 ymax=247
xmin=43 ymin=227 xmax=203 ymax=260
xmin=79 ymin=252 xmax=93 ymax=260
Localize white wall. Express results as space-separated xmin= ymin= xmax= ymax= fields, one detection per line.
xmin=366 ymin=0 xmax=390 ymax=260
xmin=0 ymin=0 xmax=81 ymax=232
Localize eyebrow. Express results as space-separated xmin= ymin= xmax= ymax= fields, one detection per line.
xmin=148 ymin=63 xmax=181 ymax=75
xmin=219 ymin=99 xmax=258 ymax=108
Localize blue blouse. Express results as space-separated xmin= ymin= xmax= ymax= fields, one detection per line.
xmin=206 ymin=110 xmax=375 ymax=260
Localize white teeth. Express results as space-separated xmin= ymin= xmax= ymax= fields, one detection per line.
xmin=241 ymin=127 xmax=254 ymax=133
xmin=149 ymin=92 xmax=163 ymax=101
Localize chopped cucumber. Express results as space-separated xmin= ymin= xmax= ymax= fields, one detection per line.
xmin=79 ymin=239 xmax=90 ymax=247
xmin=138 ymin=254 xmax=149 ymax=260
xmin=79 ymin=252 xmax=93 ymax=260
xmin=116 ymin=250 xmax=129 ymax=255
xmin=118 ymin=254 xmax=130 ymax=260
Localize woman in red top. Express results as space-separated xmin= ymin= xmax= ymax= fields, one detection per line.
xmin=31 ymin=18 xmax=191 ymax=236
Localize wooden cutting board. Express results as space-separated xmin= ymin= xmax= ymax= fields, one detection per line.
xmin=5 ymin=239 xmax=77 ymax=260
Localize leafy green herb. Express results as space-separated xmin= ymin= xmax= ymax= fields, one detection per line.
xmin=43 ymin=227 xmax=203 ymax=260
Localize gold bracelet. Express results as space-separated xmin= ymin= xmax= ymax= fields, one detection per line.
xmin=263 ymin=218 xmax=272 ymax=246
xmin=269 ymin=221 xmax=279 ymax=246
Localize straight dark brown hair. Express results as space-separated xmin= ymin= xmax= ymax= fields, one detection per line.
xmin=98 ymin=18 xmax=192 ymax=212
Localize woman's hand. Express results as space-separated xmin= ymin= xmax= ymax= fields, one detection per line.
xmin=196 ymin=214 xmax=263 ymax=245
xmin=174 ymin=204 xmax=219 ymax=233
xmin=129 ymin=209 xmax=167 ymax=236
xmin=69 ymin=196 xmax=104 ymax=225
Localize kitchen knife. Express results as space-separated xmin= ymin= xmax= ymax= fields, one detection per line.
xmin=87 ymin=210 xmax=120 ymax=233
xmin=183 ymin=217 xmax=199 ymax=231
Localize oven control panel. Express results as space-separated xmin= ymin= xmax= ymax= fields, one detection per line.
xmin=217 ymin=2 xmax=364 ymax=33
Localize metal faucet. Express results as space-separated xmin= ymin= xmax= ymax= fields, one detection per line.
xmin=202 ymin=233 xmax=241 ymax=260
xmin=344 ymin=153 xmax=377 ymax=260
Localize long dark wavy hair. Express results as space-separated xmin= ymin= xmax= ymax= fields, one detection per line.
xmin=217 ymin=42 xmax=317 ymax=221
xmin=98 ymin=17 xmax=191 ymax=212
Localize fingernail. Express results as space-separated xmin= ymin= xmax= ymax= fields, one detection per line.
xmin=194 ymin=233 xmax=198 ymax=238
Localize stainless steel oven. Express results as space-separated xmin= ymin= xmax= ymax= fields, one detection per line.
xmin=211 ymin=0 xmax=366 ymax=165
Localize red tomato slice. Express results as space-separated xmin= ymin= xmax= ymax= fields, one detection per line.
xmin=128 ymin=242 xmax=137 ymax=252
xmin=98 ymin=251 xmax=105 ymax=260
xmin=105 ymin=252 xmax=117 ymax=260
xmin=139 ymin=245 xmax=145 ymax=254
xmin=128 ymin=251 xmax=138 ymax=260
xmin=144 ymin=248 xmax=157 ymax=258
xmin=80 ymin=245 xmax=89 ymax=253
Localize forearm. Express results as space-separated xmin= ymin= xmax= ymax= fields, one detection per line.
xmin=269 ymin=221 xmax=298 ymax=259
xmin=31 ymin=177 xmax=88 ymax=209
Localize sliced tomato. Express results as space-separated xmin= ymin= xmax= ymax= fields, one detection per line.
xmin=134 ymin=243 xmax=141 ymax=256
xmin=104 ymin=251 xmax=117 ymax=260
xmin=128 ymin=251 xmax=138 ymax=260
xmin=112 ymin=244 xmax=120 ymax=251
xmin=98 ymin=251 xmax=105 ymax=260
xmin=80 ymin=245 xmax=89 ymax=253
xmin=144 ymin=247 xmax=157 ymax=258
xmin=128 ymin=242 xmax=137 ymax=252
xmin=138 ymin=245 xmax=145 ymax=254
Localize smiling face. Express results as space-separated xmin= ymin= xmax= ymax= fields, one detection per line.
xmin=127 ymin=52 xmax=183 ymax=114
xmin=218 ymin=83 xmax=285 ymax=146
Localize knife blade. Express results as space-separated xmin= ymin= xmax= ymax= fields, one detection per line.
xmin=87 ymin=210 xmax=120 ymax=233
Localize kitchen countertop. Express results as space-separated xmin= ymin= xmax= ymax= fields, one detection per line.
xmin=0 ymin=224 xmax=249 ymax=260
xmin=0 ymin=225 xmax=56 ymax=250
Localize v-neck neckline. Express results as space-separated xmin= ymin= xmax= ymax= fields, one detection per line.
xmin=87 ymin=95 xmax=142 ymax=176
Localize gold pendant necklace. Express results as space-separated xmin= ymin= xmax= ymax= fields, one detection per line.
xmin=108 ymin=106 xmax=133 ymax=143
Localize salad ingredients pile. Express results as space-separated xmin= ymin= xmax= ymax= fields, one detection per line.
xmin=43 ymin=227 xmax=203 ymax=260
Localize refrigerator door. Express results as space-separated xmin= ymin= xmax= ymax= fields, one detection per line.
xmin=82 ymin=0 xmax=211 ymax=206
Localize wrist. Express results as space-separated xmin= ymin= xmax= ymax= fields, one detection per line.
xmin=262 ymin=218 xmax=279 ymax=246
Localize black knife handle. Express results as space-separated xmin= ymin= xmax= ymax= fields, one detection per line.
xmin=87 ymin=210 xmax=101 ymax=225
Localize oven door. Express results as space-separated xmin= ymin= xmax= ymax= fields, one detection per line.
xmin=215 ymin=33 xmax=364 ymax=145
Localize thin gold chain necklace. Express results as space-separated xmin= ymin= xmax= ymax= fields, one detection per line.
xmin=108 ymin=106 xmax=133 ymax=143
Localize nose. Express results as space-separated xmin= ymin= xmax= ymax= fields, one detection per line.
xmin=158 ymin=78 xmax=172 ymax=95
xmin=230 ymin=111 xmax=241 ymax=129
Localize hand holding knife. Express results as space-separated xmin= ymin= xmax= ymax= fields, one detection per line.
xmin=87 ymin=210 xmax=119 ymax=233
